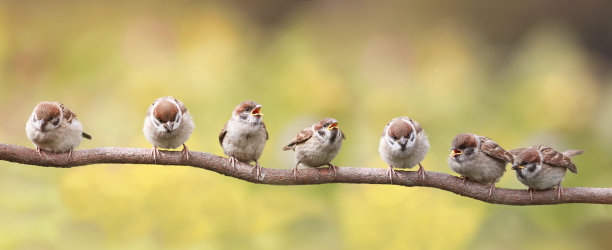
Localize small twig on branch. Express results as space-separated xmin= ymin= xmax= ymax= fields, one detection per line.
xmin=0 ymin=142 xmax=610 ymax=205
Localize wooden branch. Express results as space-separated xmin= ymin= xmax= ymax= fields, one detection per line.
xmin=0 ymin=142 xmax=609 ymax=205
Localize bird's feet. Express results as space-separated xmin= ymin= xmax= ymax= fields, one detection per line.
xmin=555 ymin=183 xmax=564 ymax=200
xmin=36 ymin=147 xmax=47 ymax=157
xmin=292 ymin=167 xmax=300 ymax=181
xmin=67 ymin=148 xmax=74 ymax=161
xmin=387 ymin=166 xmax=396 ymax=184
xmin=252 ymin=161 xmax=263 ymax=179
xmin=151 ymin=146 xmax=161 ymax=164
xmin=181 ymin=144 xmax=191 ymax=160
xmin=487 ymin=183 xmax=496 ymax=198
xmin=417 ymin=163 xmax=427 ymax=181
xmin=327 ymin=163 xmax=338 ymax=178
xmin=228 ymin=156 xmax=237 ymax=171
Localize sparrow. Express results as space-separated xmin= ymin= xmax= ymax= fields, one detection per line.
xmin=510 ymin=145 xmax=584 ymax=199
xmin=26 ymin=101 xmax=92 ymax=157
xmin=283 ymin=118 xmax=345 ymax=179
xmin=143 ymin=96 xmax=195 ymax=162
xmin=447 ymin=133 xmax=514 ymax=197
xmin=219 ymin=100 xmax=268 ymax=177
xmin=378 ymin=117 xmax=430 ymax=184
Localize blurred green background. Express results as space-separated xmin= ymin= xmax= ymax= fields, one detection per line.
xmin=1 ymin=0 xmax=612 ymax=249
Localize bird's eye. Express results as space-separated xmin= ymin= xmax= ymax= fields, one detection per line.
xmin=391 ymin=136 xmax=398 ymax=140
xmin=245 ymin=108 xmax=252 ymax=112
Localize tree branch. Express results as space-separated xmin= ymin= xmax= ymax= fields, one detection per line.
xmin=0 ymin=142 xmax=609 ymax=205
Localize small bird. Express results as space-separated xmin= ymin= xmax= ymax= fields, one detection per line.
xmin=511 ymin=145 xmax=584 ymax=199
xmin=143 ymin=96 xmax=195 ymax=162
xmin=378 ymin=117 xmax=429 ymax=184
xmin=219 ymin=100 xmax=268 ymax=177
xmin=26 ymin=101 xmax=92 ymax=157
xmin=283 ymin=118 xmax=345 ymax=179
xmin=448 ymin=133 xmax=513 ymax=197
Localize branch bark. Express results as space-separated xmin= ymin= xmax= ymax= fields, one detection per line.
xmin=0 ymin=142 xmax=609 ymax=205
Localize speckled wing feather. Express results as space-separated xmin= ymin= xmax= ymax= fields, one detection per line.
xmin=479 ymin=136 xmax=514 ymax=163
xmin=59 ymin=103 xmax=91 ymax=139
xmin=282 ymin=127 xmax=313 ymax=151
xmin=59 ymin=103 xmax=76 ymax=124
xmin=219 ymin=121 xmax=229 ymax=146
xmin=535 ymin=145 xmax=578 ymax=173
xmin=263 ymin=122 xmax=269 ymax=140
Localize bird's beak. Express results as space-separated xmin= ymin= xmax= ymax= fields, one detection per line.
xmin=449 ymin=149 xmax=462 ymax=158
xmin=163 ymin=121 xmax=174 ymax=132
xmin=251 ymin=105 xmax=263 ymax=117
xmin=328 ymin=122 xmax=338 ymax=130
xmin=511 ymin=165 xmax=524 ymax=170
xmin=399 ymin=137 xmax=408 ymax=146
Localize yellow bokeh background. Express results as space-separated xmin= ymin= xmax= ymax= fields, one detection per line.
xmin=1 ymin=1 xmax=612 ymax=249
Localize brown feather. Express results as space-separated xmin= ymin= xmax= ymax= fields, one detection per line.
xmin=35 ymin=102 xmax=62 ymax=122
xmin=508 ymin=148 xmax=528 ymax=157
xmin=479 ymin=136 xmax=514 ymax=163
xmin=518 ymin=148 xmax=541 ymax=164
xmin=170 ymin=97 xmax=188 ymax=114
xmin=263 ymin=122 xmax=269 ymax=140
xmin=233 ymin=100 xmax=259 ymax=116
xmin=153 ymin=99 xmax=179 ymax=122
xmin=388 ymin=120 xmax=412 ymax=138
xmin=219 ymin=121 xmax=228 ymax=146
xmin=59 ymin=103 xmax=77 ymax=124
xmin=535 ymin=145 xmax=579 ymax=174
xmin=451 ymin=133 xmax=479 ymax=149
xmin=283 ymin=127 xmax=313 ymax=151
xmin=563 ymin=150 xmax=585 ymax=158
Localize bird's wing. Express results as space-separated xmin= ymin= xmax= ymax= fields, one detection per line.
xmin=479 ymin=136 xmax=514 ymax=163
xmin=536 ymin=145 xmax=578 ymax=173
xmin=263 ymin=122 xmax=269 ymax=140
xmin=219 ymin=121 xmax=229 ymax=146
xmin=59 ymin=103 xmax=77 ymax=124
xmin=282 ymin=127 xmax=313 ymax=151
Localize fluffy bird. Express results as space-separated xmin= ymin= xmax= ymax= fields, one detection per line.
xmin=511 ymin=145 xmax=583 ymax=199
xmin=448 ymin=133 xmax=513 ymax=197
xmin=219 ymin=100 xmax=268 ymax=177
xmin=26 ymin=101 xmax=92 ymax=157
xmin=378 ymin=117 xmax=429 ymax=183
xmin=283 ymin=118 xmax=345 ymax=179
xmin=143 ymin=96 xmax=195 ymax=162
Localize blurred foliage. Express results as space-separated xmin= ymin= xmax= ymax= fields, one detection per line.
xmin=1 ymin=0 xmax=612 ymax=249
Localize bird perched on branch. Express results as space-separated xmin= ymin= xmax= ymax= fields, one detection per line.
xmin=283 ymin=118 xmax=345 ymax=180
xmin=219 ymin=100 xmax=268 ymax=178
xmin=26 ymin=101 xmax=92 ymax=158
xmin=511 ymin=145 xmax=584 ymax=199
xmin=143 ymin=96 xmax=194 ymax=162
xmin=448 ymin=133 xmax=513 ymax=197
xmin=378 ymin=117 xmax=430 ymax=184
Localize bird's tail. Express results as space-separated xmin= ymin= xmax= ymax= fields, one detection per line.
xmin=563 ymin=150 xmax=585 ymax=158
xmin=82 ymin=132 xmax=92 ymax=140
